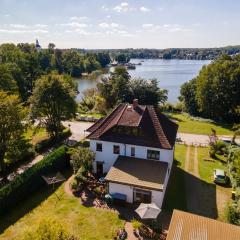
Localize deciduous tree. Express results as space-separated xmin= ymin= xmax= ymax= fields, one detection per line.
xmin=30 ymin=74 xmax=77 ymax=138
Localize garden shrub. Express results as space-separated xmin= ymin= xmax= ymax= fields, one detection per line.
xmin=131 ymin=219 xmax=142 ymax=230
xmin=21 ymin=217 xmax=79 ymax=240
xmin=35 ymin=128 xmax=71 ymax=153
xmin=0 ymin=146 xmax=67 ymax=215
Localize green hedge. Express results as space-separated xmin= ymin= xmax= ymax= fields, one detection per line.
xmin=35 ymin=129 xmax=71 ymax=153
xmin=0 ymin=146 xmax=68 ymax=215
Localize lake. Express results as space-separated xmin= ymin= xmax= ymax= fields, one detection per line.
xmin=76 ymin=59 xmax=210 ymax=103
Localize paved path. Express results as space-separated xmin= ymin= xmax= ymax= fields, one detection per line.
xmin=3 ymin=121 xmax=91 ymax=184
xmin=63 ymin=121 xmax=93 ymax=141
xmin=125 ymin=222 xmax=138 ymax=240
xmin=6 ymin=154 xmax=44 ymax=182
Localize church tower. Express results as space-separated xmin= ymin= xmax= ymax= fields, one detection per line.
xmin=35 ymin=39 xmax=41 ymax=52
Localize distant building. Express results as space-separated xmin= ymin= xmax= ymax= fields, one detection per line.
xmin=35 ymin=39 xmax=41 ymax=52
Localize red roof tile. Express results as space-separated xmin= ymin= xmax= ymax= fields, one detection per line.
xmin=87 ymin=103 xmax=178 ymax=149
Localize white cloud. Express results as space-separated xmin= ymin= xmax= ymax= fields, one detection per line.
xmin=98 ymin=22 xmax=120 ymax=28
xmin=142 ymin=23 xmax=192 ymax=33
xmin=0 ymin=29 xmax=48 ymax=34
xmin=142 ymin=23 xmax=154 ymax=29
xmin=168 ymin=27 xmax=192 ymax=32
xmin=69 ymin=16 xmax=88 ymax=21
xmin=113 ymin=2 xmax=130 ymax=13
xmin=59 ymin=22 xmax=88 ymax=28
xmin=34 ymin=24 xmax=48 ymax=28
xmin=140 ymin=6 xmax=150 ymax=12
xmin=10 ymin=24 xmax=28 ymax=29
xmin=101 ymin=5 xmax=109 ymax=11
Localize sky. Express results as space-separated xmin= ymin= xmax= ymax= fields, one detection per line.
xmin=0 ymin=0 xmax=239 ymax=49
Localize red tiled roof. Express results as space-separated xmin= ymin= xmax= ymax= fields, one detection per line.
xmin=87 ymin=103 xmax=178 ymax=149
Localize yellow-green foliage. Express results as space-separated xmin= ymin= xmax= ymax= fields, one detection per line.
xmin=21 ymin=217 xmax=78 ymax=240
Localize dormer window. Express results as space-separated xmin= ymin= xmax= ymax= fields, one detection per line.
xmin=147 ymin=150 xmax=160 ymax=160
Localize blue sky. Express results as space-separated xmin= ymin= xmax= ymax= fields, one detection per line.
xmin=0 ymin=0 xmax=239 ymax=49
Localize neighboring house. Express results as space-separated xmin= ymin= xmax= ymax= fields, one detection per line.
xmin=167 ymin=210 xmax=240 ymax=240
xmin=86 ymin=99 xmax=178 ymax=208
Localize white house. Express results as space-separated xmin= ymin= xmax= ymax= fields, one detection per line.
xmin=86 ymin=99 xmax=178 ymax=208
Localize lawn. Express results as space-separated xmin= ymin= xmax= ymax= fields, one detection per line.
xmin=165 ymin=113 xmax=233 ymax=135
xmin=198 ymin=147 xmax=227 ymax=183
xmin=197 ymin=147 xmax=231 ymax=221
xmin=0 ymin=181 xmax=124 ymax=240
xmin=24 ymin=127 xmax=49 ymax=145
xmin=163 ymin=144 xmax=187 ymax=211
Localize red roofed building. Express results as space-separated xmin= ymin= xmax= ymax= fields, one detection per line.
xmin=86 ymin=99 xmax=178 ymax=207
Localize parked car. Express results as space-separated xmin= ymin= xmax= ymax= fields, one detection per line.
xmin=219 ymin=137 xmax=232 ymax=144
xmin=213 ymin=169 xmax=229 ymax=185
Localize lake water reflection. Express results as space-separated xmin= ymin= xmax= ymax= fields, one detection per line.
xmin=76 ymin=59 xmax=210 ymax=103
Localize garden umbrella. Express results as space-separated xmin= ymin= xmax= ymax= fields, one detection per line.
xmin=135 ymin=203 xmax=161 ymax=219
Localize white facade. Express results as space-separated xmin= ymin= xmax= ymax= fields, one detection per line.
xmin=90 ymin=139 xmax=174 ymax=174
xmin=89 ymin=139 xmax=174 ymax=208
xmin=108 ymin=182 xmax=165 ymax=208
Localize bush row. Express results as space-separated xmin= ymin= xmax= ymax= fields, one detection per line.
xmin=35 ymin=129 xmax=71 ymax=153
xmin=0 ymin=146 xmax=68 ymax=215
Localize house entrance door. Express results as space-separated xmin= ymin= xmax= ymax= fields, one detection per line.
xmin=96 ymin=161 xmax=104 ymax=176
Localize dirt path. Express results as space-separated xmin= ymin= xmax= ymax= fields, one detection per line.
xmin=125 ymin=222 xmax=138 ymax=240
xmin=64 ymin=175 xmax=74 ymax=196
xmin=184 ymin=146 xmax=190 ymax=171
xmin=193 ymin=146 xmax=199 ymax=177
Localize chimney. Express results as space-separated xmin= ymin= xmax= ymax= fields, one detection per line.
xmin=133 ymin=99 xmax=139 ymax=109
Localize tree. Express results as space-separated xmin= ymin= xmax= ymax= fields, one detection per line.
xmin=180 ymin=55 xmax=240 ymax=122
xmin=0 ymin=91 xmax=27 ymax=172
xmin=180 ymin=78 xmax=198 ymax=115
xmin=69 ymin=147 xmax=95 ymax=174
xmin=129 ymin=78 xmax=168 ymax=106
xmin=30 ymin=73 xmax=77 ymax=138
xmin=48 ymin=43 xmax=56 ymax=50
xmin=98 ymin=66 xmax=131 ymax=108
xmin=0 ymin=63 xmax=18 ymax=93
xmin=115 ymin=54 xmax=130 ymax=64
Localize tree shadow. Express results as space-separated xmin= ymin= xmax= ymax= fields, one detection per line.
xmin=0 ymin=169 xmax=72 ymax=234
xmin=163 ymin=162 xmax=217 ymax=223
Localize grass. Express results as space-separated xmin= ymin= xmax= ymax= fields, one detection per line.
xmin=188 ymin=146 xmax=195 ymax=174
xmin=197 ymin=147 xmax=231 ymax=221
xmin=165 ymin=113 xmax=233 ymax=135
xmin=0 ymin=179 xmax=124 ymax=240
xmin=163 ymin=144 xmax=187 ymax=211
xmin=24 ymin=127 xmax=49 ymax=145
xmin=198 ymin=147 xmax=227 ymax=183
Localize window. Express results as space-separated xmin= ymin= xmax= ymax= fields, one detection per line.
xmin=113 ymin=145 xmax=120 ymax=154
xmin=147 ymin=150 xmax=160 ymax=160
xmin=96 ymin=143 xmax=102 ymax=152
xmin=131 ymin=147 xmax=135 ymax=157
xmin=133 ymin=189 xmax=151 ymax=203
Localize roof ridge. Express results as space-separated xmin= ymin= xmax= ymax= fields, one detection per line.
xmin=87 ymin=104 xmax=125 ymax=138
xmin=147 ymin=106 xmax=171 ymax=149
xmin=137 ymin=105 xmax=147 ymax=126
xmin=115 ymin=104 xmax=128 ymax=125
